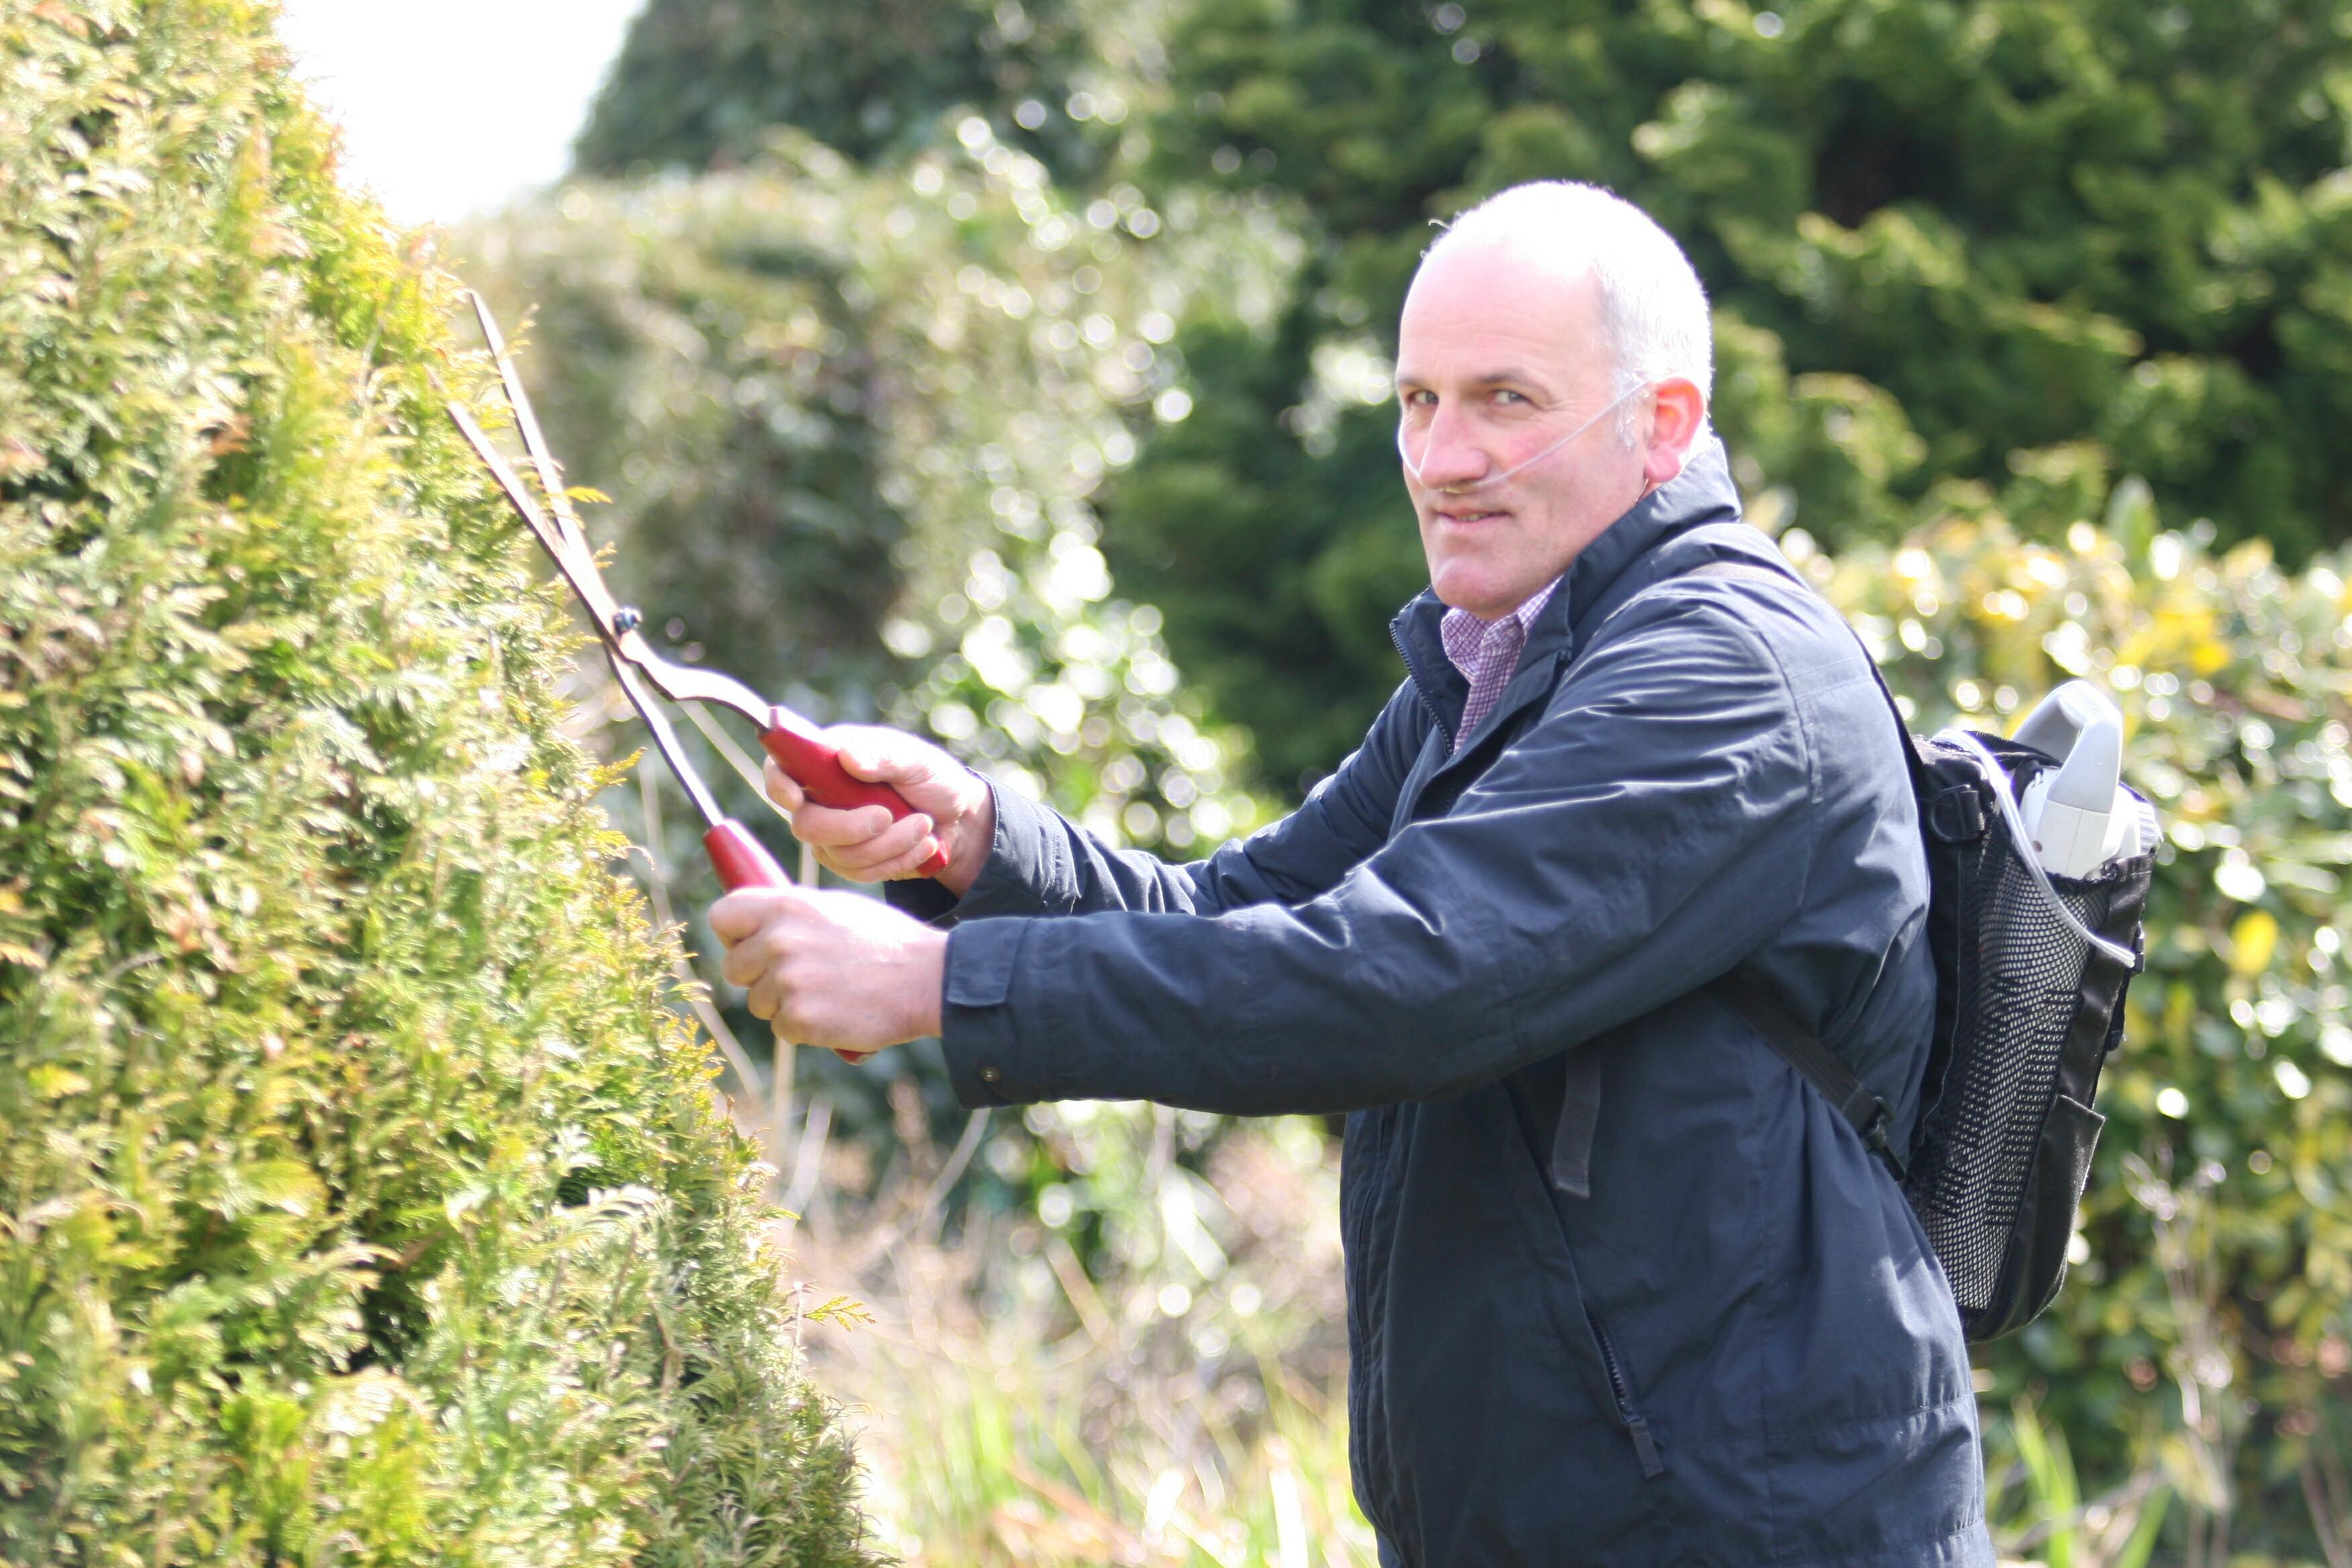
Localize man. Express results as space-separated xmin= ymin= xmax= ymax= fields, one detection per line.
xmin=712 ymin=181 xmax=1993 ymax=1566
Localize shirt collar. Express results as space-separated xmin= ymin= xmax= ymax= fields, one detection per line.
xmin=1439 ymin=576 xmax=1562 ymax=678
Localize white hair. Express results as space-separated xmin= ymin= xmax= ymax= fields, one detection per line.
xmin=1424 ymin=181 xmax=1713 ymax=437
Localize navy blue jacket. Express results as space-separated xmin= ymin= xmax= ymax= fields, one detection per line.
xmin=896 ymin=442 xmax=1994 ymax=1566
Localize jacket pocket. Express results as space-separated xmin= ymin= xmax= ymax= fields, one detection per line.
xmin=1502 ymin=1073 xmax=1667 ymax=1479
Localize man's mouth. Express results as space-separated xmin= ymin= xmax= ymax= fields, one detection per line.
xmin=1434 ymin=505 xmax=1508 ymax=526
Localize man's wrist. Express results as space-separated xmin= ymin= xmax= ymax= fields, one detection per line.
xmin=937 ymin=773 xmax=997 ymax=897
xmin=901 ymin=926 xmax=950 ymax=1039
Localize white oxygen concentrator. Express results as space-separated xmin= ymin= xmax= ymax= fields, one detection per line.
xmin=2008 ymin=681 xmax=2158 ymax=879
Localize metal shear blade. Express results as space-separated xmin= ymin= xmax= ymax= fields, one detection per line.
xmin=447 ymin=294 xmax=773 ymax=731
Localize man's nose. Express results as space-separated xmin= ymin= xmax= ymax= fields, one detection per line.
xmin=1408 ymin=403 xmax=1491 ymax=491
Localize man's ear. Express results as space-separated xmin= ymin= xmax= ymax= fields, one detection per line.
xmin=1642 ymin=378 xmax=1708 ymax=488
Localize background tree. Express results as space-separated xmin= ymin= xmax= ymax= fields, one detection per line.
xmin=460 ymin=182 xmax=911 ymax=718
xmin=1108 ymin=0 xmax=2352 ymax=792
xmin=461 ymin=128 xmax=1286 ymax=1140
xmin=0 ymin=5 xmax=870 ymax=1559
xmin=574 ymin=0 xmax=1144 ymax=185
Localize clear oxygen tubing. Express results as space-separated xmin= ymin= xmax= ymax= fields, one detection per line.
xmin=1398 ymin=382 xmax=1645 ymax=495
xmin=1943 ymin=728 xmax=2139 ymax=969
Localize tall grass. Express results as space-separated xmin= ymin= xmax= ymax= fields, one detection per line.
xmin=699 ymin=1050 xmax=1374 ymax=1568
xmin=1987 ymin=1400 xmax=2169 ymax=1568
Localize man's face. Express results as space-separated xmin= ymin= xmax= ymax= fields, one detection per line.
xmin=1394 ymin=238 xmax=1651 ymax=620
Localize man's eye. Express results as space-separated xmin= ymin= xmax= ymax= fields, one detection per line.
xmin=1493 ymin=389 xmax=1528 ymax=406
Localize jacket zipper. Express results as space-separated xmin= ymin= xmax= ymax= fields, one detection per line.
xmin=1389 ymin=623 xmax=1453 ymax=738
xmin=1586 ymin=1305 xmax=1665 ymax=1479
xmin=1501 ymin=1077 xmax=1668 ymax=1480
xmin=1344 ymin=1108 xmax=1416 ymax=1544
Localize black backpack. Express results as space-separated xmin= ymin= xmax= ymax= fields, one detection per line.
xmin=1683 ymin=560 xmax=2156 ymax=1341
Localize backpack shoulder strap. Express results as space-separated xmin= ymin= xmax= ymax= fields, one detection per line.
xmin=1714 ymin=973 xmax=1906 ymax=1178
xmin=1551 ymin=550 xmax=1906 ymax=1186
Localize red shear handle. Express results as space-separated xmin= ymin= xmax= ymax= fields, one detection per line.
xmin=703 ymin=821 xmax=872 ymax=1065
xmin=705 ymin=820 xmax=791 ymax=891
xmin=761 ymin=711 xmax=952 ymax=879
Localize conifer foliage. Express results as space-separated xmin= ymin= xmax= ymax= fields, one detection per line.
xmin=0 ymin=5 xmax=871 ymax=1561
xmin=575 ymin=0 xmax=1104 ymax=183
xmin=1114 ymin=0 xmax=2352 ymax=790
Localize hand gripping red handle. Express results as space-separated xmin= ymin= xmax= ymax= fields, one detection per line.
xmin=704 ymin=820 xmax=871 ymax=1065
xmin=759 ymin=709 xmax=950 ymax=879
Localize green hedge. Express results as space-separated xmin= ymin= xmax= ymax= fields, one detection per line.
xmin=0 ymin=5 xmax=869 ymax=1561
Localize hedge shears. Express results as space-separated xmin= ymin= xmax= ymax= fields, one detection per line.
xmin=446 ymin=293 xmax=944 ymax=1057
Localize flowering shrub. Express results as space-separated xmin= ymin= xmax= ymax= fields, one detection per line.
xmin=1808 ymin=493 xmax=2352 ymax=1555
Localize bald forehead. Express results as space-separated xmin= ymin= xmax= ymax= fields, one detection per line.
xmin=1402 ymin=235 xmax=1608 ymax=354
xmin=1416 ymin=225 xmax=1600 ymax=300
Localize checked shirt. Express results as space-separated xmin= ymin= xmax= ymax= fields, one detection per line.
xmin=1438 ymin=577 xmax=1562 ymax=752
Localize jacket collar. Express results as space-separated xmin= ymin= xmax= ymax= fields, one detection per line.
xmin=1389 ymin=436 xmax=1746 ymax=726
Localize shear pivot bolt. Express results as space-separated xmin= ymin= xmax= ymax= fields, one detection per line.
xmin=614 ymin=607 xmax=642 ymax=634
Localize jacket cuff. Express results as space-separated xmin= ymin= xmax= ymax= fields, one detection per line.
xmin=957 ymin=780 xmax=1069 ymax=917
xmin=883 ymin=876 xmax=961 ymax=924
xmin=883 ymin=778 xmax=1070 ymax=927
xmin=939 ymin=918 xmax=1052 ymax=1108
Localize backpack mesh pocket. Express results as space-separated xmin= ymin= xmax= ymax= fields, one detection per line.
xmin=1902 ymin=734 xmax=2149 ymax=1331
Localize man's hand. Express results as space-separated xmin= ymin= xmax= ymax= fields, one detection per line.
xmin=710 ymin=886 xmax=947 ymax=1057
xmin=767 ymin=725 xmax=995 ymax=897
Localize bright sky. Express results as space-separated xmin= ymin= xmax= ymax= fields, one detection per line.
xmin=276 ymin=0 xmax=644 ymax=226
